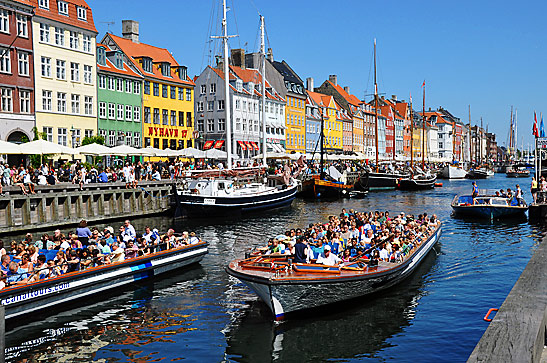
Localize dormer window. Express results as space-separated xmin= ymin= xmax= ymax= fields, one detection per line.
xmin=97 ymin=47 xmax=106 ymax=66
xmin=236 ymin=79 xmax=243 ymax=92
xmin=141 ymin=57 xmax=152 ymax=73
xmin=58 ymin=1 xmax=68 ymax=15
xmin=115 ymin=52 xmax=123 ymax=69
xmin=77 ymin=7 xmax=87 ymax=21
xmin=39 ymin=0 xmax=49 ymax=10
xmin=160 ymin=62 xmax=171 ymax=77
xmin=177 ymin=66 xmax=187 ymax=80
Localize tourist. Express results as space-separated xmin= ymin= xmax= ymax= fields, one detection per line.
xmin=293 ymin=237 xmax=308 ymax=263
xmin=316 ymin=245 xmax=341 ymax=265
xmin=0 ymin=255 xmax=10 ymax=274
xmin=125 ymin=241 xmax=139 ymax=259
xmin=66 ymin=250 xmax=81 ymax=273
xmin=188 ymin=232 xmax=200 ymax=244
xmin=76 ymin=220 xmax=92 ymax=245
xmin=110 ymin=242 xmax=125 ymax=262
xmin=515 ymin=184 xmax=523 ymax=206
xmin=471 ymin=181 xmax=479 ymax=204
xmin=80 ymin=249 xmax=93 ymax=270
xmin=122 ymin=220 xmax=136 ymax=242
xmin=531 ymin=177 xmax=538 ymax=203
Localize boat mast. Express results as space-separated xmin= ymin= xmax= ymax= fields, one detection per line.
xmin=374 ymin=39 xmax=379 ymax=172
xmin=221 ymin=0 xmax=232 ymax=169
xmin=515 ymin=108 xmax=518 ymax=161
xmin=480 ymin=117 xmax=483 ymax=164
xmin=320 ymin=106 xmax=325 ymax=180
xmin=260 ymin=15 xmax=266 ymax=167
xmin=410 ymin=96 xmax=413 ymax=168
xmin=422 ymin=81 xmax=425 ymax=168
xmin=468 ymin=105 xmax=472 ymax=165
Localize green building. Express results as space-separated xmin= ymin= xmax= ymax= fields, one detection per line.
xmin=96 ymin=43 xmax=143 ymax=147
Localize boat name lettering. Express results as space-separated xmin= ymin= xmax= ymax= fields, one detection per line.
xmin=2 ymin=282 xmax=70 ymax=305
xmin=538 ymin=137 xmax=547 ymax=149
xmin=204 ymin=198 xmax=216 ymax=205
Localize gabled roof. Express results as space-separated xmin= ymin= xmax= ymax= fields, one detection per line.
xmin=270 ymin=60 xmax=303 ymax=85
xmin=96 ymin=43 xmax=143 ymax=79
xmin=107 ymin=33 xmax=193 ymax=86
xmin=326 ymin=80 xmax=361 ymax=107
xmin=31 ymin=0 xmax=97 ymax=33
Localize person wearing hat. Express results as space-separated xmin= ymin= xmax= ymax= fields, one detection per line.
xmin=316 ymin=244 xmax=341 ymax=266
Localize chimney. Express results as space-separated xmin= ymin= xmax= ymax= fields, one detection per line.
xmin=344 ymin=86 xmax=350 ymax=94
xmin=392 ymin=94 xmax=397 ymax=101
xmin=267 ymin=48 xmax=273 ymax=62
xmin=381 ymin=95 xmax=385 ymax=100
xmin=306 ymin=77 xmax=314 ymax=92
xmin=122 ymin=20 xmax=139 ymax=43
xmin=244 ymin=53 xmax=260 ymax=69
xmin=329 ymin=75 xmax=337 ymax=85
xmin=231 ymin=49 xmax=245 ymax=69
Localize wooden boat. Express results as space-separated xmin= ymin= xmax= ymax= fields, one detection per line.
xmin=506 ymin=168 xmax=530 ymax=178
xmin=451 ymin=194 xmax=528 ymax=219
xmin=355 ymin=170 xmax=409 ymax=191
xmin=300 ymin=175 xmax=354 ymax=198
xmin=0 ymin=241 xmax=208 ymax=320
xmin=440 ymin=165 xmax=467 ymax=179
xmin=226 ymin=224 xmax=442 ymax=320
xmin=398 ymin=173 xmax=437 ymax=190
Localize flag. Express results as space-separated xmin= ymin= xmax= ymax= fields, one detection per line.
xmin=541 ymin=114 xmax=545 ymax=138
xmin=533 ymin=111 xmax=539 ymax=137
xmin=409 ymin=92 xmax=412 ymax=104
xmin=421 ymin=80 xmax=425 ymax=88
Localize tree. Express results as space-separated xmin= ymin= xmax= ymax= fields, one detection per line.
xmin=82 ymin=135 xmax=105 ymax=146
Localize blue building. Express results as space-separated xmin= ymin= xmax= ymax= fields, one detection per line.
xmin=305 ymin=89 xmax=321 ymax=154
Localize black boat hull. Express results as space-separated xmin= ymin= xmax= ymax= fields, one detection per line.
xmin=355 ymin=171 xmax=409 ymax=191
xmin=398 ymin=176 xmax=437 ymax=190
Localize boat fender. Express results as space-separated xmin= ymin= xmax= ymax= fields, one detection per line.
xmin=435 ymin=182 xmax=443 ymax=187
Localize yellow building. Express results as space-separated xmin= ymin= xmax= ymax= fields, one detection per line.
xmin=103 ymin=22 xmax=194 ymax=150
xmin=307 ymin=91 xmax=342 ymax=152
xmin=32 ymin=0 xmax=98 ymax=148
xmin=285 ymin=94 xmax=306 ymax=152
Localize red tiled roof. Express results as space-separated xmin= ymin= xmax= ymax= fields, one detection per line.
xmin=30 ymin=0 xmax=97 ymax=33
xmin=108 ymin=34 xmax=194 ymax=86
xmin=96 ymin=43 xmax=143 ymax=79
xmin=327 ymin=80 xmax=361 ymax=106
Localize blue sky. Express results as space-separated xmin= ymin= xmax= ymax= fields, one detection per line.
xmin=87 ymin=0 xmax=547 ymax=148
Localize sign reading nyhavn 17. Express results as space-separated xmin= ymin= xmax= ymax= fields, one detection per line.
xmin=147 ymin=127 xmax=188 ymax=138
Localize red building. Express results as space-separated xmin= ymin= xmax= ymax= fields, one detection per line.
xmin=0 ymin=0 xmax=35 ymax=145
xmin=381 ymin=105 xmax=395 ymax=158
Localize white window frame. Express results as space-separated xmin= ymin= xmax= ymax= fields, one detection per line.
xmin=56 ymin=59 xmax=65 ymax=80
xmin=43 ymin=127 xmax=53 ymax=142
xmin=42 ymin=90 xmax=52 ymax=111
xmin=55 ymin=27 xmax=64 ymax=46
xmin=1 ymin=88 xmax=12 ymax=112
xmin=83 ymin=34 xmax=91 ymax=53
xmin=108 ymin=103 xmax=115 ymax=119
xmin=69 ymin=31 xmax=79 ymax=49
xmin=108 ymin=77 xmax=115 ymax=90
xmin=83 ymin=65 xmax=92 ymax=84
xmin=71 ymin=94 xmax=80 ymax=114
xmin=117 ymin=104 xmax=124 ymax=120
xmin=84 ymin=96 xmax=93 ymax=115
xmin=99 ymin=102 xmax=106 ymax=118
xmin=41 ymin=57 xmax=51 ymax=78
xmin=19 ymin=90 xmax=30 ymax=113
xmin=77 ymin=7 xmax=87 ymax=21
xmin=98 ymin=74 xmax=106 ymax=89
xmin=125 ymin=105 xmax=132 ymax=120
xmin=133 ymin=81 xmax=140 ymax=94
xmin=0 ymin=9 xmax=8 ymax=34
xmin=17 ymin=52 xmax=29 ymax=76
xmin=38 ymin=0 xmax=49 ymax=10
xmin=70 ymin=62 xmax=79 ymax=82
xmin=0 ymin=49 xmax=10 ymax=74
xmin=58 ymin=128 xmax=67 ymax=146
xmin=58 ymin=1 xmax=68 ymax=15
xmin=125 ymin=80 xmax=131 ymax=93
xmin=133 ymin=106 xmax=140 ymax=122
xmin=16 ymin=14 xmax=28 ymax=38
xmin=57 ymin=92 xmax=66 ymax=112
xmin=186 ymin=88 xmax=191 ymax=101
xmin=40 ymin=23 xmax=49 ymax=43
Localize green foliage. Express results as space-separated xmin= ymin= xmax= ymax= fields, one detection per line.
xmin=28 ymin=127 xmax=50 ymax=168
xmin=82 ymin=136 xmax=105 ymax=146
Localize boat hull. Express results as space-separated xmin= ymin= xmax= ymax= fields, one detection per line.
xmin=398 ymin=176 xmax=437 ymax=190
xmin=300 ymin=178 xmax=354 ymax=198
xmin=506 ymin=171 xmax=530 ymax=178
xmin=0 ymin=243 xmax=208 ymax=320
xmin=440 ymin=166 xmax=467 ymax=179
xmin=227 ymin=226 xmax=441 ymax=320
xmin=451 ymin=204 xmax=527 ymax=219
xmin=355 ymin=171 xmax=409 ymax=191
xmin=174 ymin=185 xmax=297 ymax=218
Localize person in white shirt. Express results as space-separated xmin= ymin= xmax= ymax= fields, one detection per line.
xmin=110 ymin=242 xmax=125 ymax=262
xmin=316 ymin=245 xmax=341 ymax=265
xmin=37 ymin=172 xmax=47 ymax=186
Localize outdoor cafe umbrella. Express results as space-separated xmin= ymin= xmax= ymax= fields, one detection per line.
xmin=109 ymin=145 xmax=151 ymax=156
xmin=0 ymin=140 xmax=21 ymax=154
xmin=204 ymin=148 xmax=229 ymax=159
xmin=19 ymin=139 xmax=77 ymax=155
xmin=252 ymin=152 xmax=290 ymax=160
xmin=75 ymin=143 xmax=118 ymax=156
xmin=177 ymin=147 xmax=206 ymax=158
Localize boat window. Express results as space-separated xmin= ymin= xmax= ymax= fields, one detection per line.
xmin=218 ymin=183 xmax=225 ymax=190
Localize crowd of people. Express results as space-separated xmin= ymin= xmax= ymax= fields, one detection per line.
xmin=0 ymin=219 xmax=201 ymax=289
xmin=258 ymin=208 xmax=440 ymax=266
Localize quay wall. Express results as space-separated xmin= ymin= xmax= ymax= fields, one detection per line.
xmin=0 ymin=181 xmax=174 ymax=235
xmin=468 ymin=236 xmax=547 ymax=362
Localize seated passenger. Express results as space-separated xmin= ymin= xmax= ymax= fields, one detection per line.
xmin=54 ymin=251 xmax=68 ymax=275
xmin=110 ymin=242 xmax=125 ymax=263
xmin=379 ymin=244 xmax=389 ymax=261
xmin=7 ymin=262 xmax=26 ymax=284
xmin=80 ymin=249 xmax=93 ymax=270
xmin=66 ymin=250 xmax=80 ymax=273
xmin=341 ymin=249 xmax=352 ymax=263
xmin=316 ymin=245 xmax=341 ymax=265
xmin=125 ymin=241 xmax=139 ymax=259
xmin=0 ymin=255 xmax=9 ymax=275
xmin=293 ymin=237 xmax=308 ymax=263
xmin=188 ymin=232 xmax=200 ymax=245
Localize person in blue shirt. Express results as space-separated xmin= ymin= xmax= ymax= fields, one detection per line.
xmin=98 ymin=170 xmax=109 ymax=183
xmin=0 ymin=255 xmax=10 ymax=275
xmin=472 ymin=181 xmax=479 ymax=204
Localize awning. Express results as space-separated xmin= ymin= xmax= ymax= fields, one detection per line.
xmin=273 ymin=144 xmax=284 ymax=153
xmin=214 ymin=140 xmax=224 ymax=149
xmin=244 ymin=141 xmax=253 ymax=150
xmin=237 ymin=140 xmax=247 ymax=150
xmin=203 ymin=140 xmax=214 ymax=150
xmin=266 ymin=143 xmax=274 ymax=151
xmin=250 ymin=141 xmax=259 ymax=150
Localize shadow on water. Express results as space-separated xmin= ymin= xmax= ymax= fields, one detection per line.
xmin=224 ymin=248 xmax=440 ymax=363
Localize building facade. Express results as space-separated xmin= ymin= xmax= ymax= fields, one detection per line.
xmin=305 ymin=88 xmax=321 ymax=154
xmin=0 ymin=0 xmax=35 ymax=145
xmin=104 ymin=22 xmax=194 ymax=151
xmin=32 ymin=0 xmax=98 ymax=148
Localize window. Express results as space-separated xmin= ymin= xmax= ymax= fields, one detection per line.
xmin=197 ymin=102 xmax=203 ymax=112
xmin=153 ymin=108 xmax=160 ymax=124
xmin=144 ymin=107 xmax=151 ymax=123
xmin=219 ymin=118 xmax=225 ymax=131
xmin=200 ymin=85 xmax=206 ymax=94
xmin=83 ymin=35 xmax=91 ymax=53
xmin=134 ymin=81 xmax=140 ymax=94
xmin=115 ymin=52 xmax=123 ymax=69
xmin=58 ymin=1 xmax=68 ymax=15
xmin=153 ymin=83 xmax=159 ymax=96
xmin=98 ymin=74 xmax=106 ymax=88
xmin=99 ymin=102 xmax=106 ymax=118
xmin=58 ymin=128 xmax=67 ymax=146
xmin=170 ymin=110 xmax=176 ymax=126
xmin=39 ymin=0 xmax=49 ymax=9
xmin=68 ymin=31 xmax=79 ymax=49
xmin=55 ymin=27 xmax=64 ymax=46
xmin=210 ymin=83 xmax=216 ymax=93
xmin=116 ymin=78 xmax=122 ymax=92
xmin=162 ymin=109 xmax=168 ymax=125
xmin=77 ymin=7 xmax=87 ymax=21
xmin=70 ymin=62 xmax=79 ymax=82
xmin=235 ymin=118 xmax=241 ymax=131
xmin=1 ymin=88 xmax=12 ymax=112
xmin=108 ymin=130 xmax=115 ymax=146
xmin=42 ymin=90 xmax=52 ymax=111
xmin=40 ymin=23 xmax=49 ymax=42
xmin=84 ymin=96 xmax=92 ymax=115
xmin=56 ymin=59 xmax=66 ymax=80
xmin=162 ymin=139 xmax=168 ymax=149
xmin=71 ymin=94 xmax=80 ymax=114
xmin=178 ymin=87 xmax=184 ymax=100
xmin=83 ymin=65 xmax=92 ymax=84
xmin=186 ymin=88 xmax=191 ymax=101
xmin=161 ymin=63 xmax=170 ymax=77
xmin=18 ymin=52 xmax=29 ymax=76
xmin=117 ymin=104 xmax=123 ymax=120
xmin=235 ymin=99 xmax=240 ymax=110
xmin=133 ymin=133 xmax=140 ymax=147
xmin=19 ymin=90 xmax=30 ymax=113
xmin=108 ymin=77 xmax=115 ymax=90
xmin=142 ymin=57 xmax=152 ymax=73
xmin=16 ymin=15 xmax=27 ymax=37
xmin=133 ymin=106 xmax=140 ymax=122
xmin=207 ymin=101 xmax=214 ymax=111
xmin=108 ymin=103 xmax=115 ymax=119
xmin=144 ymin=81 xmax=150 ymax=95
xmin=57 ymin=92 xmax=66 ymax=112
xmin=43 ymin=127 xmax=53 ymax=142
xmin=218 ymin=100 xmax=225 ymax=110
xmin=186 ymin=112 xmax=192 ymax=127
xmin=178 ymin=111 xmax=184 ymax=126
xmin=170 ymin=86 xmax=176 ymax=99
xmin=197 ymin=119 xmax=204 ymax=132
xmin=125 ymin=80 xmax=131 ymax=93
xmin=125 ymin=105 xmax=132 ymax=120
xmin=0 ymin=10 xmax=8 ymax=34
xmin=84 ymin=129 xmax=93 ymax=139
xmin=0 ymin=49 xmax=10 ymax=74
xmin=162 ymin=84 xmax=168 ymax=98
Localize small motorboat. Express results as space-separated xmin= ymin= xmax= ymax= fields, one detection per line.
xmin=451 ymin=194 xmax=528 ymax=219
xmin=398 ymin=173 xmax=437 ymax=190
xmin=440 ymin=165 xmax=467 ymax=179
xmin=466 ymin=169 xmax=490 ymax=179
xmin=506 ymin=167 xmax=530 ymax=178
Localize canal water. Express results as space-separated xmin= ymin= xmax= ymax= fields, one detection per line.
xmin=4 ymin=174 xmax=544 ymax=362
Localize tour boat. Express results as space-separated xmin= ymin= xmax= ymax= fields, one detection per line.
xmin=226 ymin=224 xmax=442 ymax=320
xmin=505 ymin=167 xmax=530 ymax=178
xmin=0 ymin=241 xmax=209 ymax=320
xmin=440 ymin=165 xmax=467 ymax=179
xmin=451 ymin=194 xmax=528 ymax=219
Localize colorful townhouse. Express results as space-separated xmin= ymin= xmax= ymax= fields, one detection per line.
xmin=304 ymin=81 xmax=321 ymax=154
xmin=32 ymin=0 xmax=98 ymax=147
xmin=307 ymin=90 xmax=342 ymax=153
xmin=0 ymin=0 xmax=35 ymax=150
xmin=96 ymin=43 xmax=143 ymax=147
xmin=380 ymin=104 xmax=395 ymax=158
xmin=362 ymin=103 xmax=376 ymax=159
xmin=102 ymin=21 xmax=194 ymax=150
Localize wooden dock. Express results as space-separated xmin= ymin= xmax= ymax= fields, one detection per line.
xmin=0 ymin=181 xmax=174 ymax=235
xmin=468 ymin=234 xmax=547 ymax=362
